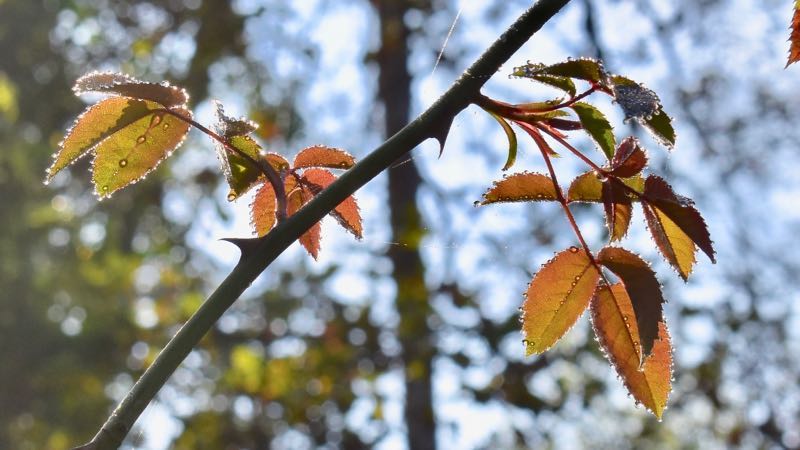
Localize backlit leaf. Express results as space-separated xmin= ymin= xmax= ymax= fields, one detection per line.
xmin=514 ymin=59 xmax=609 ymax=87
xmin=592 ymin=283 xmax=672 ymax=418
xmin=610 ymin=137 xmax=648 ymax=177
xmin=480 ymin=172 xmax=558 ymax=205
xmin=301 ymin=168 xmax=363 ymax=239
xmin=530 ymin=74 xmax=577 ymax=97
xmin=522 ymin=246 xmax=601 ymax=355
xmin=597 ymin=246 xmax=665 ymax=361
xmin=214 ymin=100 xmax=258 ymax=137
xmin=73 ymin=71 xmax=188 ymax=108
xmin=91 ymin=104 xmax=191 ymax=198
xmin=286 ymin=177 xmax=322 ymax=259
xmin=610 ymin=76 xmax=661 ymax=121
xmin=567 ymin=171 xmax=644 ymax=203
xmin=602 ymin=180 xmax=633 ymax=241
xmin=788 ymin=1 xmax=800 ymax=67
xmin=47 ymin=97 xmax=152 ymax=181
xmin=643 ymin=108 xmax=676 ymax=149
xmin=293 ymin=145 xmax=355 ymax=170
xmin=250 ymin=181 xmax=278 ymax=236
xmin=486 ymin=111 xmax=518 ymax=170
xmin=570 ymin=102 xmax=615 ymax=160
xmin=642 ymin=175 xmax=715 ymax=280
xmin=214 ymin=103 xmax=268 ymax=200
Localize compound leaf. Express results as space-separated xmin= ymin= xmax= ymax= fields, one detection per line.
xmin=592 ymin=283 xmax=672 ymax=418
xmin=480 ymin=172 xmax=558 ymax=205
xmin=642 ymin=175 xmax=715 ymax=280
xmin=91 ymin=105 xmax=191 ymax=198
xmin=73 ymin=71 xmax=188 ymax=108
xmin=597 ymin=246 xmax=665 ymax=361
xmin=301 ymin=168 xmax=363 ymax=239
xmin=570 ymin=102 xmax=615 ymax=160
xmin=522 ymin=247 xmax=601 ymax=355
xmin=293 ymin=145 xmax=355 ymax=170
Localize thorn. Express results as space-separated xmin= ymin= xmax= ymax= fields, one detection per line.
xmin=220 ymin=237 xmax=261 ymax=260
xmin=431 ymin=116 xmax=455 ymax=157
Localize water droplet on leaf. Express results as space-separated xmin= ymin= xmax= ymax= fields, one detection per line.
xmin=569 ymin=246 xmax=579 ymax=253
xmin=136 ymin=135 xmax=146 ymax=144
xmin=119 ymin=159 xmax=128 ymax=167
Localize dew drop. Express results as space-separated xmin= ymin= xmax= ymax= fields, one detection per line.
xmin=102 ymin=185 xmax=109 ymax=192
xmin=473 ymin=200 xmax=480 ymax=207
xmin=227 ymin=193 xmax=236 ymax=202
xmin=163 ymin=123 xmax=170 ymax=130
xmin=118 ymin=159 xmax=128 ymax=168
xmin=149 ymin=114 xmax=162 ymax=127
xmin=569 ymin=246 xmax=579 ymax=253
xmin=136 ymin=135 xmax=146 ymax=144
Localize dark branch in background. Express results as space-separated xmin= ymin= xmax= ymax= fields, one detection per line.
xmin=160 ymin=108 xmax=288 ymax=221
xmin=73 ymin=1 xmax=573 ymax=448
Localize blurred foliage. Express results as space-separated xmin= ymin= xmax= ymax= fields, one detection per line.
xmin=2 ymin=1 xmax=800 ymax=449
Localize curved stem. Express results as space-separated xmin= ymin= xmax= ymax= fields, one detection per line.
xmin=161 ymin=108 xmax=287 ymax=221
xmin=74 ymin=1 xmax=574 ymax=449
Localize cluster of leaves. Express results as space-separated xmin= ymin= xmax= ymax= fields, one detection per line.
xmin=476 ymin=58 xmax=715 ymax=418
xmin=47 ymin=72 xmax=362 ymax=258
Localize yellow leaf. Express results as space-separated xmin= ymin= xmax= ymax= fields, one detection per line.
xmin=592 ymin=283 xmax=672 ymax=418
xmin=522 ymin=247 xmax=601 ymax=355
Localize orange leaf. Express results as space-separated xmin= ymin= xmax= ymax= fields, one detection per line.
xmin=788 ymin=2 xmax=800 ymax=67
xmin=285 ymin=177 xmax=322 ymax=259
xmin=643 ymin=175 xmax=715 ymax=280
xmin=567 ymin=171 xmax=643 ymax=203
xmin=602 ymin=180 xmax=633 ymax=241
xmin=250 ymin=182 xmax=277 ymax=237
xmin=293 ymin=145 xmax=355 ymax=170
xmin=610 ymin=137 xmax=648 ymax=177
xmin=521 ymin=247 xmax=601 ymax=355
xmin=73 ymin=71 xmax=188 ymax=108
xmin=480 ymin=172 xmax=558 ymax=205
xmin=597 ymin=247 xmax=665 ymax=361
xmin=301 ymin=168 xmax=363 ymax=239
xmin=592 ymin=283 xmax=672 ymax=418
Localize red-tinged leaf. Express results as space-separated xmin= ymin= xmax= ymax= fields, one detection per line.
xmin=265 ymin=152 xmax=290 ymax=172
xmin=293 ymin=145 xmax=355 ymax=170
xmin=285 ymin=179 xmax=322 ymax=259
xmin=591 ymin=283 xmax=672 ymax=418
xmin=91 ymin=105 xmax=191 ymax=198
xmin=485 ymin=111 xmax=518 ymax=170
xmin=642 ymin=175 xmax=715 ymax=279
xmin=73 ymin=71 xmax=188 ymax=108
xmin=250 ymin=181 xmax=277 ymax=236
xmin=597 ymin=247 xmax=665 ymax=361
xmin=602 ymin=180 xmax=633 ymax=241
xmin=570 ymin=102 xmax=615 ymax=160
xmin=788 ymin=2 xmax=800 ymax=67
xmin=480 ymin=172 xmax=558 ymax=205
xmin=515 ymin=121 xmax=560 ymax=157
xmin=301 ymin=168 xmax=363 ymax=239
xmin=567 ymin=171 xmax=644 ymax=203
xmin=610 ymin=137 xmax=648 ymax=177
xmin=521 ymin=247 xmax=601 ymax=355
xmin=47 ymin=97 xmax=153 ymax=181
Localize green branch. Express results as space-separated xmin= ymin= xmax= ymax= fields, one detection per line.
xmin=74 ymin=1 xmax=573 ymax=448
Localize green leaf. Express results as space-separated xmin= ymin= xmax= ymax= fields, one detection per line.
xmin=485 ymin=111 xmax=517 ymax=170
xmin=522 ymin=246 xmax=601 ymax=355
xmin=642 ymin=108 xmax=676 ymax=149
xmin=567 ymin=171 xmax=644 ymax=203
xmin=529 ymin=74 xmax=577 ymax=97
xmin=47 ymin=97 xmax=153 ymax=181
xmin=610 ymin=76 xmax=661 ymax=121
xmin=570 ymin=102 xmax=615 ymax=160
xmin=591 ymin=283 xmax=672 ymax=418
xmin=514 ymin=59 xmax=609 ymax=87
xmin=73 ymin=71 xmax=188 ymax=108
xmin=480 ymin=172 xmax=558 ymax=205
xmin=91 ymin=105 xmax=191 ymax=198
xmin=596 ymin=247 xmax=666 ymax=362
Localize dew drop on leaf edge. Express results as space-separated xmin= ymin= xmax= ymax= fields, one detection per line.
xmin=569 ymin=246 xmax=579 ymax=253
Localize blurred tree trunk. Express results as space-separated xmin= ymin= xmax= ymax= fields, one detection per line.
xmin=373 ymin=1 xmax=437 ymax=449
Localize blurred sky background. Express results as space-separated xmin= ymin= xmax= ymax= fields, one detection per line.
xmin=1 ymin=0 xmax=799 ymax=449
